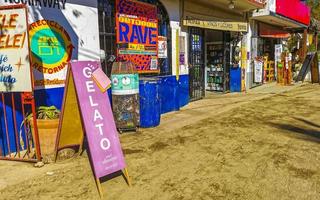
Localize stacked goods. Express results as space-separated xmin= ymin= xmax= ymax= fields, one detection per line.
xmin=111 ymin=62 xmax=139 ymax=132
xmin=206 ymin=44 xmax=225 ymax=92
xmin=277 ymin=52 xmax=293 ymax=85
xmin=263 ymin=56 xmax=275 ymax=83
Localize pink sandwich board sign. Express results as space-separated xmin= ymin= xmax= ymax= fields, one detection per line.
xmin=56 ymin=60 xmax=130 ymax=197
xmin=70 ymin=60 xmax=126 ymax=178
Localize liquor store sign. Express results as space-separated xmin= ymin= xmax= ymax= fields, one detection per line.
xmin=183 ymin=19 xmax=248 ymax=32
xmin=0 ymin=6 xmax=32 ymax=92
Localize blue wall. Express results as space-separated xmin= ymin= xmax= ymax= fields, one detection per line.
xmin=0 ymin=94 xmax=26 ymax=156
xmin=0 ymin=88 xmax=65 ymax=156
xmin=34 ymin=87 xmax=65 ymax=110
xmin=0 ymin=75 xmax=189 ymax=155
xmin=230 ymin=67 xmax=242 ymax=92
xmin=157 ymin=74 xmax=189 ymax=114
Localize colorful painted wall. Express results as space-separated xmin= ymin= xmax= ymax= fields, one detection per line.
xmin=1 ymin=0 xmax=101 ymax=109
xmin=0 ymin=0 xmax=101 ymax=155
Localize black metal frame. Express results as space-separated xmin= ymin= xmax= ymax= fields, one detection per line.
xmin=189 ymin=27 xmax=205 ymax=101
xmin=98 ymin=0 xmax=116 ymax=76
xmin=223 ymin=32 xmax=231 ymax=92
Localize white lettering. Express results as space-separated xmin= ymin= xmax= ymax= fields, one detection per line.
xmin=94 ymin=109 xmax=103 ymax=122
xmin=89 ymin=95 xmax=98 ymax=107
xmin=95 ymin=123 xmax=104 ymax=135
xmin=83 ymin=67 xmax=92 ymax=78
xmin=86 ymin=81 xmax=95 ymax=92
xmin=100 ymin=138 xmax=111 ymax=150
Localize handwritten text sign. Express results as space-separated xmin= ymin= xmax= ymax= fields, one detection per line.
xmin=0 ymin=6 xmax=32 ymax=92
xmin=70 ymin=61 xmax=126 ymax=178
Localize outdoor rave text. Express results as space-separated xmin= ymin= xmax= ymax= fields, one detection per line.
xmin=118 ymin=16 xmax=157 ymax=45
xmin=0 ymin=13 xmax=26 ymax=49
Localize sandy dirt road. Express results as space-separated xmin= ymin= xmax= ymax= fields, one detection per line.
xmin=0 ymin=83 xmax=320 ymax=200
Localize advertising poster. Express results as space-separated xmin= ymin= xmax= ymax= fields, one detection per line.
xmin=116 ymin=0 xmax=159 ymax=73
xmin=179 ymin=36 xmax=185 ymax=66
xmin=70 ymin=61 xmax=126 ymax=178
xmin=254 ymin=60 xmax=263 ymax=83
xmin=275 ymin=44 xmax=282 ymax=63
xmin=158 ymin=36 xmax=167 ymax=58
xmin=0 ymin=6 xmax=32 ymax=92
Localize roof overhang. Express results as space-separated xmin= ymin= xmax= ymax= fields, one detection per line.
xmin=252 ymin=10 xmax=308 ymax=29
xmin=186 ymin=0 xmax=266 ymax=15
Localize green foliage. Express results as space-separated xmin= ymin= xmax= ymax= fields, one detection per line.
xmin=307 ymin=0 xmax=320 ymax=20
xmin=36 ymin=106 xmax=60 ymax=119
xmin=308 ymin=44 xmax=317 ymax=52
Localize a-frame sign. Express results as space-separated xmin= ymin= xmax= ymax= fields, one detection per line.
xmin=54 ymin=61 xmax=130 ymax=198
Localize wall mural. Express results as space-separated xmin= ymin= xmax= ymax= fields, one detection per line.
xmin=29 ymin=19 xmax=73 ymax=88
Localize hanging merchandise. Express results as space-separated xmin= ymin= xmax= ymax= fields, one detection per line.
xmin=111 ymin=61 xmax=140 ymax=132
xmin=205 ymin=43 xmax=225 ymax=92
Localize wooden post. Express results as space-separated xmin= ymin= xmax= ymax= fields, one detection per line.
xmin=315 ymin=32 xmax=318 ymax=52
xmin=302 ymin=29 xmax=308 ymax=59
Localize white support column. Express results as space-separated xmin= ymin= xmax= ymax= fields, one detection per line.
xmin=179 ymin=31 xmax=189 ymax=75
xmin=170 ymin=21 xmax=180 ymax=76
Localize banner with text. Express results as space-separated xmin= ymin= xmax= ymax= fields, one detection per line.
xmin=0 ymin=6 xmax=32 ymax=92
xmin=183 ymin=20 xmax=248 ymax=32
xmin=1 ymin=0 xmax=100 ymax=90
xmin=116 ymin=0 xmax=159 ymax=73
xmin=70 ymin=61 xmax=126 ymax=178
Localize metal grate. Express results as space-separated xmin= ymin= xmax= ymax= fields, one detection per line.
xmin=0 ymin=93 xmax=41 ymax=162
xmin=189 ymin=27 xmax=205 ymax=101
xmin=98 ymin=0 xmax=116 ymax=76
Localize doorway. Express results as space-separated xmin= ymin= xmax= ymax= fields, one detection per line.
xmin=189 ymin=27 xmax=205 ymax=101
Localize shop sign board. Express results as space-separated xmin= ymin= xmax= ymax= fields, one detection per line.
xmin=158 ymin=36 xmax=167 ymax=58
xmin=111 ymin=74 xmax=139 ymax=95
xmin=276 ymin=0 xmax=310 ymax=26
xmin=254 ymin=60 xmax=263 ymax=83
xmin=183 ymin=20 xmax=248 ymax=32
xmin=0 ymin=5 xmax=32 ymax=92
xmin=116 ymin=0 xmax=158 ymax=73
xmin=29 ymin=19 xmax=73 ymax=88
xmin=275 ymin=44 xmax=282 ymax=62
xmin=70 ymin=61 xmax=126 ymax=178
xmin=1 ymin=0 xmax=100 ymax=90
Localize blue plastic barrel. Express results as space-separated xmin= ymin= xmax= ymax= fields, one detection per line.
xmin=230 ymin=67 xmax=242 ymax=92
xmin=139 ymin=78 xmax=161 ymax=128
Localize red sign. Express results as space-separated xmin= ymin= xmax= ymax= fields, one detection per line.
xmin=259 ymin=23 xmax=290 ymax=38
xmin=276 ymin=0 xmax=310 ymax=26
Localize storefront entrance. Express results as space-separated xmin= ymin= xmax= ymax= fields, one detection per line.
xmin=189 ymin=27 xmax=205 ymax=101
xmin=188 ymin=28 xmax=234 ymax=101
xmin=205 ymin=30 xmax=231 ymax=92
